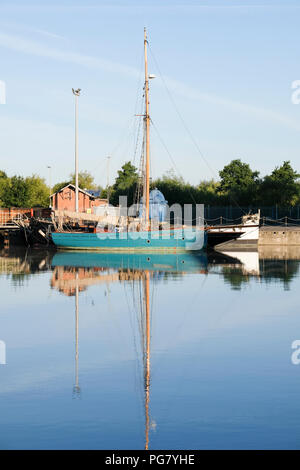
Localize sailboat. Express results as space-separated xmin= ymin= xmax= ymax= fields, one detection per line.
xmin=51 ymin=29 xmax=207 ymax=252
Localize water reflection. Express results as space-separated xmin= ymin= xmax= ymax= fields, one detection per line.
xmin=48 ymin=249 xmax=300 ymax=448
xmin=1 ymin=247 xmax=300 ymax=448
xmin=0 ymin=247 xmax=53 ymax=285
xmin=211 ymin=249 xmax=300 ymax=290
xmin=51 ymin=251 xmax=209 ymax=449
xmin=2 ymin=246 xmax=300 ymax=290
xmin=73 ymin=273 xmax=80 ymax=399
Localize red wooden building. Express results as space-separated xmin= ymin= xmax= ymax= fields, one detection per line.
xmin=50 ymin=184 xmax=107 ymax=212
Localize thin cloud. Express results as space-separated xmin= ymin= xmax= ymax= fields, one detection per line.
xmin=0 ymin=32 xmax=139 ymax=77
xmin=1 ymin=31 xmax=300 ymax=132
xmin=163 ymin=76 xmax=300 ymax=133
xmin=31 ymin=29 xmax=66 ymax=40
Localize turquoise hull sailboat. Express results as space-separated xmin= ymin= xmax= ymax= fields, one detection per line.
xmin=52 ymin=228 xmax=206 ymax=252
xmin=51 ymin=29 xmax=206 ymax=253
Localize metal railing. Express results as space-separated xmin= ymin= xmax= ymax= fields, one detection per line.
xmin=204 ymin=215 xmax=300 ymax=226
xmin=0 ymin=212 xmax=24 ymax=227
xmin=203 ymin=206 xmax=300 ymax=226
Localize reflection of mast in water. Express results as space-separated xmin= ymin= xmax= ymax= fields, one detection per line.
xmin=73 ymin=272 xmax=80 ymax=398
xmin=144 ymin=271 xmax=150 ymax=450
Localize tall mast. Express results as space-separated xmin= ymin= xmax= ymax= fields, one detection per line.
xmin=144 ymin=28 xmax=150 ymax=227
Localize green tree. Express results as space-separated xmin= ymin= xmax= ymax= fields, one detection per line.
xmin=110 ymin=161 xmax=138 ymax=206
xmin=52 ymin=181 xmax=71 ymax=194
xmin=153 ymin=171 xmax=190 ymax=205
xmin=154 ymin=173 xmax=225 ymax=207
xmin=25 ymin=175 xmax=49 ymax=207
xmin=70 ymin=171 xmax=97 ymax=190
xmin=0 ymin=176 xmax=30 ymax=207
xmin=196 ymin=180 xmax=223 ymax=205
xmin=259 ymin=161 xmax=300 ymax=206
xmin=0 ymin=175 xmax=49 ymax=207
xmin=114 ymin=162 xmax=138 ymax=190
xmin=52 ymin=170 xmax=98 ymax=196
xmin=0 ymin=170 xmax=8 ymax=206
xmin=218 ymin=159 xmax=260 ymax=205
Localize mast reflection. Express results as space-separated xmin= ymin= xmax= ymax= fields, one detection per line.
xmin=73 ymin=272 xmax=80 ymax=398
xmin=50 ymin=252 xmax=210 ymax=448
xmin=52 ymin=250 xmax=294 ymax=446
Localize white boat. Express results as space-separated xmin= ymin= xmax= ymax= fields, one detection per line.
xmin=207 ymin=211 xmax=260 ymax=250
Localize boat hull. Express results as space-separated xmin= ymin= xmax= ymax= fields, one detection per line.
xmin=51 ymin=228 xmax=207 ymax=252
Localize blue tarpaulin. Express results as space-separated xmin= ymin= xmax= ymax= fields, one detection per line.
xmin=139 ymin=188 xmax=168 ymax=222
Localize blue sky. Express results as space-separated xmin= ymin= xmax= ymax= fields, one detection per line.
xmin=1 ymin=0 xmax=300 ymax=187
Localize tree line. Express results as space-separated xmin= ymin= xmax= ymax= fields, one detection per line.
xmin=0 ymin=159 xmax=299 ymax=208
xmin=0 ymin=170 xmax=100 ymax=208
xmin=105 ymin=159 xmax=300 ymax=208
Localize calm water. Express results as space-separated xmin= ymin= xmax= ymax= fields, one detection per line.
xmin=0 ymin=247 xmax=300 ymax=450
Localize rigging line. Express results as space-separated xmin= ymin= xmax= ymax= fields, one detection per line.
xmin=91 ymin=50 xmax=144 ymax=177
xmin=148 ymin=44 xmax=218 ymax=179
xmin=94 ymin=48 xmax=144 ymax=176
xmin=150 ymin=274 xmax=211 ymax=422
xmin=150 ymin=273 xmax=157 ymax=328
xmin=113 ymin=116 xmax=138 ymax=161
xmin=148 ymin=45 xmax=247 ymax=215
xmin=150 ymin=118 xmax=185 ymax=179
xmin=137 ymin=276 xmax=146 ymax=353
xmin=90 ymin=157 xmax=107 ymax=178
xmin=91 ymin=105 xmax=139 ymax=175
xmin=133 ymin=46 xmax=146 ymax=119
xmin=132 ymin=94 xmax=145 ymax=166
xmin=135 ymin=114 xmax=147 ymax=207
xmin=89 ymin=125 xmax=133 ymax=183
xmin=101 ymin=281 xmax=126 ymax=360
xmin=132 ymin=47 xmax=145 ymax=165
xmin=151 ymin=119 xmax=197 ymax=206
xmin=124 ymin=282 xmax=145 ymax=411
xmin=131 ymin=279 xmax=143 ymax=344
xmin=150 ymin=271 xmax=207 ymax=382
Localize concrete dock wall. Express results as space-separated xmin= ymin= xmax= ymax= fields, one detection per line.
xmin=259 ymin=227 xmax=300 ymax=246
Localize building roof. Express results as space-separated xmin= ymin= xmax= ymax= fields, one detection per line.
xmin=50 ymin=184 xmax=99 ymax=199
xmin=85 ymin=189 xmax=102 ymax=198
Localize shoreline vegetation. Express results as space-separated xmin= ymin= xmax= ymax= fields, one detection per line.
xmin=0 ymin=159 xmax=299 ymax=209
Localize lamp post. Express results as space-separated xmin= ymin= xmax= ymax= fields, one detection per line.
xmin=72 ymin=88 xmax=81 ymax=212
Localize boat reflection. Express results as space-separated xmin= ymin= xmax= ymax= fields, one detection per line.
xmin=1 ymin=246 xmax=300 ymax=290
xmin=51 ymin=252 xmax=211 ymax=293
xmin=51 ymin=251 xmax=209 ymax=274
xmin=48 ymin=249 xmax=300 ymax=446
xmin=51 ymin=251 xmax=210 ymax=448
xmin=48 ymin=248 xmax=300 ymax=294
